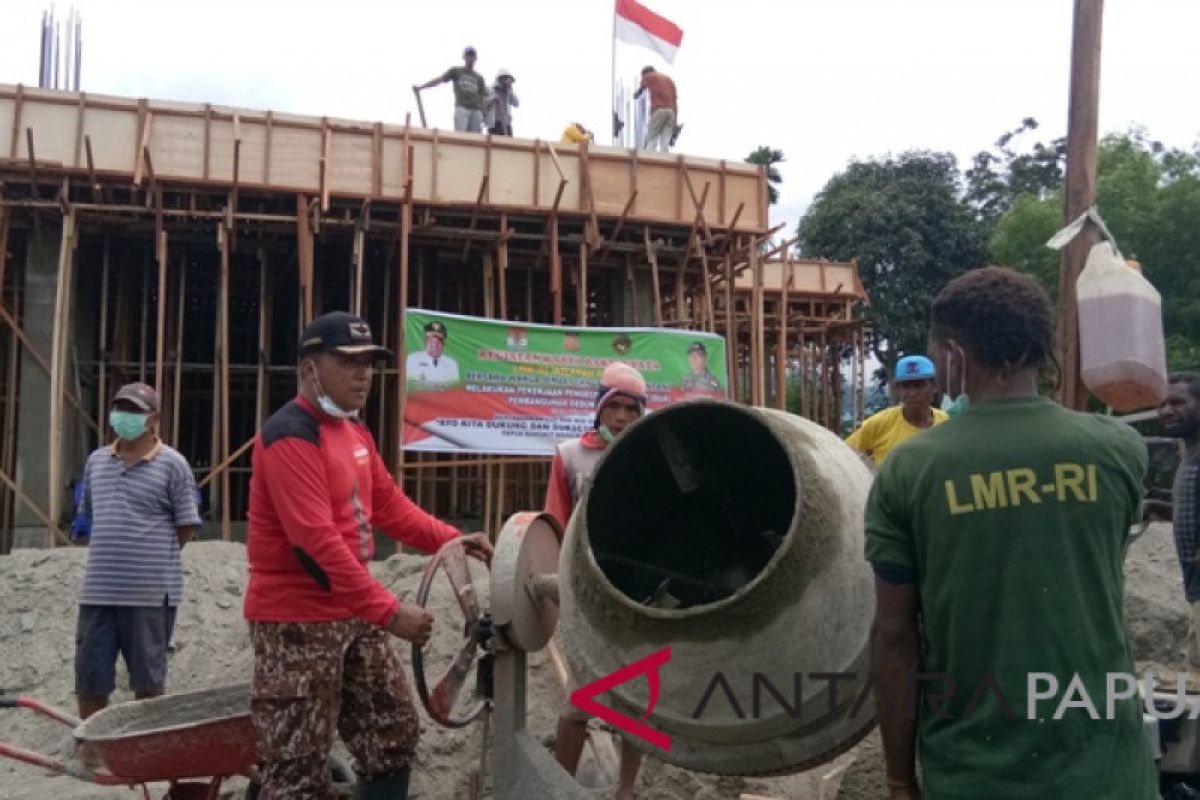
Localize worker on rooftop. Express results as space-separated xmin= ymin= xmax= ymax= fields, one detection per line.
xmin=845 ymin=355 xmax=947 ymax=467
xmin=633 ymin=66 xmax=677 ymax=153
xmin=244 ymin=311 xmax=492 ymax=799
xmin=545 ymin=362 xmax=649 ymax=800
xmin=414 ymin=46 xmax=489 ymax=133
xmin=866 ymin=267 xmax=1156 ymax=799
xmin=484 ymin=68 xmax=518 ymax=137
xmin=561 ymin=122 xmax=594 ymax=145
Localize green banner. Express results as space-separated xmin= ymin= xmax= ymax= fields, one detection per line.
xmin=403 ymin=309 xmax=728 ymax=455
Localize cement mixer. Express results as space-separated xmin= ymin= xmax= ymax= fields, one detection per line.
xmin=412 ymin=400 xmax=876 ymax=797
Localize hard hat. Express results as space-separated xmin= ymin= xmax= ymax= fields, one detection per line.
xmin=496 ymin=67 xmax=514 ymax=82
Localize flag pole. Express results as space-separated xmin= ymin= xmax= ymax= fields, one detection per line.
xmin=611 ymin=0 xmax=618 ymax=146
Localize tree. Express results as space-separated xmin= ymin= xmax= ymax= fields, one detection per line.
xmin=965 ymin=117 xmax=1065 ymax=228
xmin=989 ymin=130 xmax=1200 ymax=369
xmin=796 ymin=151 xmax=988 ymax=370
xmin=746 ymin=146 xmax=785 ymax=205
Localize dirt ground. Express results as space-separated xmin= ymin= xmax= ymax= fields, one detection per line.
xmin=0 ymin=522 xmax=1187 ymax=799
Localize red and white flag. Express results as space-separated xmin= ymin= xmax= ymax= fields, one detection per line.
xmin=614 ymin=0 xmax=683 ymax=64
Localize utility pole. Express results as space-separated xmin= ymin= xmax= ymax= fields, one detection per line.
xmin=1055 ymin=0 xmax=1104 ymax=410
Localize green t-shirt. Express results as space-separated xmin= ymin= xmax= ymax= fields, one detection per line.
xmin=865 ymin=396 xmax=1155 ymax=800
xmin=442 ymin=67 xmax=487 ymax=110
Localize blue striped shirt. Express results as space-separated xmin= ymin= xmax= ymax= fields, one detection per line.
xmin=79 ymin=441 xmax=202 ymax=607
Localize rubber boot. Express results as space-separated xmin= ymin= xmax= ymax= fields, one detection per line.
xmin=354 ymin=768 xmax=411 ymax=800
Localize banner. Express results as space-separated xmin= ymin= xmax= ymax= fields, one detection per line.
xmin=402 ymin=309 xmax=728 ymax=455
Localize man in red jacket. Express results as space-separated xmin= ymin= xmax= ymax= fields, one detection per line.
xmin=245 ymin=311 xmax=491 ymax=800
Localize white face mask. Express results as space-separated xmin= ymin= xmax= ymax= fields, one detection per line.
xmin=940 ymin=344 xmax=969 ymax=418
xmin=307 ymin=362 xmax=358 ymax=420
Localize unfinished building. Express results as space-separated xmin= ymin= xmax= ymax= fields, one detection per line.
xmin=0 ymin=83 xmax=866 ymax=550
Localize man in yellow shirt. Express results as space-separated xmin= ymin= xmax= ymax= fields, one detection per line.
xmin=846 ymin=355 xmax=947 ymax=466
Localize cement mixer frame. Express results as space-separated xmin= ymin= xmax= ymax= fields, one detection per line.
xmin=410 ymin=399 xmax=879 ymax=798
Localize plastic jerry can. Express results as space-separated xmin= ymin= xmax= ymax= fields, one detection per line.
xmin=1076 ymin=241 xmax=1168 ymax=411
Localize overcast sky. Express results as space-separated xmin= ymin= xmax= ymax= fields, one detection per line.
xmin=2 ymin=0 xmax=1197 ymax=230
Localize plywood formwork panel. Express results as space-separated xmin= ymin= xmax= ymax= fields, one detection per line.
xmin=269 ymin=126 xmax=322 ymax=191
xmin=0 ymin=96 xmax=14 ymax=156
xmin=150 ymin=115 xmax=206 ymax=177
xmin=436 ymin=138 xmax=488 ymax=203
xmin=0 ymin=84 xmax=766 ymax=232
xmin=490 ymin=148 xmax=536 ymax=206
xmin=589 ymin=156 xmax=634 ymax=216
xmin=634 ymin=161 xmax=679 ymax=220
xmin=83 ymin=107 xmax=138 ymax=173
xmin=329 ymin=129 xmax=373 ymax=195
xmin=22 ymin=103 xmax=76 ymax=165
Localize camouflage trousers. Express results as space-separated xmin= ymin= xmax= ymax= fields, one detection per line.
xmin=249 ymin=619 xmax=420 ymax=800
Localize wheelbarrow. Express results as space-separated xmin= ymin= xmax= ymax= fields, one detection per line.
xmin=0 ymin=684 xmax=258 ymax=799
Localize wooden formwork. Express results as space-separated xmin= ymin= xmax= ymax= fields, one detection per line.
xmin=0 ymin=84 xmax=860 ymax=547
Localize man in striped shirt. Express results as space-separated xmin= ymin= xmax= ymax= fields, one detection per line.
xmin=75 ymin=381 xmax=201 ymax=719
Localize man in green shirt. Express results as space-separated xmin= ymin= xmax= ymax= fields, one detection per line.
xmin=866 ymin=267 xmax=1156 ymax=800
xmin=414 ymin=46 xmax=489 ymax=133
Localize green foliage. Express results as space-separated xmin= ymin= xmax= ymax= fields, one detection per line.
xmin=745 ymin=146 xmax=785 ymax=205
xmin=796 ymin=151 xmax=987 ymax=370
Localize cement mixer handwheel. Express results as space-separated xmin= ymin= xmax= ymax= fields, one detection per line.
xmin=411 ymin=537 xmax=489 ymax=729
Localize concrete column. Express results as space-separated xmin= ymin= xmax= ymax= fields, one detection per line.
xmin=11 ymin=220 xmax=60 ymax=547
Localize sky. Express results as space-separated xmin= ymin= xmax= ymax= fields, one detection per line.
xmin=1 ymin=0 xmax=1197 ymax=232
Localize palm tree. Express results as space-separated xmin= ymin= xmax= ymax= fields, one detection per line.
xmin=745 ymin=146 xmax=785 ymax=205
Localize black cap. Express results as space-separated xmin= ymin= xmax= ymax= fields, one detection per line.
xmin=113 ymin=381 xmax=160 ymax=412
xmin=424 ymin=321 xmax=448 ymax=340
xmin=299 ymin=311 xmax=394 ymax=360
xmin=464 ymin=46 xmax=477 ymax=57
xmin=687 ymin=341 xmax=707 ymax=354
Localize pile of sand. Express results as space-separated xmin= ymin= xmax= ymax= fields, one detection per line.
xmin=0 ymin=522 xmax=1187 ymax=799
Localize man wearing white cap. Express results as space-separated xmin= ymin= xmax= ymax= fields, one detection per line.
xmin=544 ymin=361 xmax=648 ymax=800
xmin=485 ymin=68 xmax=518 ymax=137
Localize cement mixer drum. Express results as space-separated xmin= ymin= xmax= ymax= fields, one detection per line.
xmin=558 ymin=400 xmax=876 ymax=776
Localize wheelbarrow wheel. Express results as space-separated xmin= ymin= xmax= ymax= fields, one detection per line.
xmin=244 ymin=752 xmax=356 ymax=799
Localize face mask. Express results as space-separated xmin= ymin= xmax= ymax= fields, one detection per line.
xmin=941 ymin=344 xmax=969 ymax=418
xmin=109 ymin=411 xmax=149 ymax=441
xmin=597 ymin=425 xmax=616 ymax=444
xmin=307 ymin=363 xmax=358 ymax=420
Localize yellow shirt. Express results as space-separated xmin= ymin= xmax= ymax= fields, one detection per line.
xmin=561 ymin=124 xmax=592 ymax=144
xmin=845 ymin=405 xmax=949 ymax=465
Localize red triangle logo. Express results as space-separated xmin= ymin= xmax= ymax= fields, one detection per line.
xmin=569 ymin=646 xmax=672 ymax=751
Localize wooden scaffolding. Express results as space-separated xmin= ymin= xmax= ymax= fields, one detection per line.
xmin=0 ymin=83 xmax=864 ymax=549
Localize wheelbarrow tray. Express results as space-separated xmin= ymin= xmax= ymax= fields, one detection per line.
xmin=75 ymin=684 xmax=256 ymax=782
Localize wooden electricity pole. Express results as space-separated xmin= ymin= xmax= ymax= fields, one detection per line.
xmin=1055 ymin=0 xmax=1104 ymax=410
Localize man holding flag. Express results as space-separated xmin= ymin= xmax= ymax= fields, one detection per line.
xmin=612 ymin=0 xmax=683 ymax=148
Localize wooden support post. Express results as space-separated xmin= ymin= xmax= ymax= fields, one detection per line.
xmin=154 ymin=227 xmax=168 ymax=399
xmin=497 ymin=213 xmax=509 ymax=320
xmin=625 ymin=256 xmax=639 ymax=327
xmin=217 ymin=224 xmax=232 ymax=541
xmin=776 ymin=256 xmax=791 ymax=410
xmin=483 ymin=253 xmax=495 ymax=318
xmin=724 ymin=253 xmax=737 ymax=401
xmin=138 ymin=252 xmax=149 ymax=383
xmin=550 ymin=215 xmax=562 ymax=324
xmin=644 ymin=227 xmax=663 ymax=327
xmin=1056 ymin=0 xmax=1104 ymax=411
xmin=352 ymin=222 xmax=366 ymax=316
xmin=172 ymin=249 xmax=186 ymax=446
xmin=49 ymin=211 xmax=77 ymax=540
xmin=257 ymin=249 xmax=272 ymax=427
xmin=701 ymin=246 xmax=715 ymax=333
xmin=577 ymin=243 xmax=588 ymax=326
xmin=750 ymin=243 xmax=764 ymax=406
xmin=395 ymin=191 xmax=413 ymax=476
xmin=297 ymin=195 xmax=314 ymax=327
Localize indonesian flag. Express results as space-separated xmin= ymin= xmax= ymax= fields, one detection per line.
xmin=614 ymin=0 xmax=684 ymax=64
